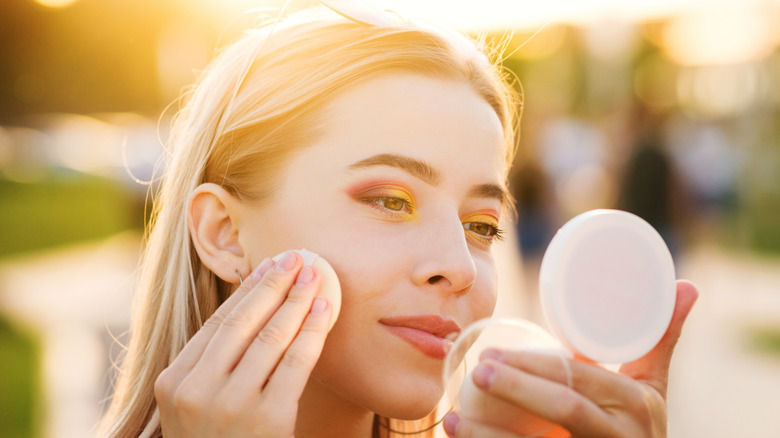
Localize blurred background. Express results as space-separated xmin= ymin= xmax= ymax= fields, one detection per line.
xmin=0 ymin=0 xmax=778 ymax=436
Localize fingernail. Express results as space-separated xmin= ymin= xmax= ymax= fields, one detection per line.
xmin=311 ymin=296 xmax=328 ymax=314
xmin=250 ymin=258 xmax=274 ymax=280
xmin=480 ymin=348 xmax=503 ymax=362
xmin=295 ymin=265 xmax=315 ymax=285
xmin=442 ymin=412 xmax=459 ymax=436
xmin=275 ymin=251 xmax=297 ymax=272
xmin=473 ymin=363 xmax=495 ymax=389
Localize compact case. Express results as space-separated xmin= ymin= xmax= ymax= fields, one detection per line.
xmin=443 ymin=209 xmax=677 ymax=436
xmin=539 ymin=209 xmax=677 ymax=363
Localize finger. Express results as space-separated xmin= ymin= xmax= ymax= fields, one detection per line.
xmin=227 ymin=265 xmax=321 ymax=389
xmin=619 ymin=279 xmax=699 ymax=395
xmin=481 ymin=349 xmax=638 ymax=407
xmin=444 ymin=411 xmax=566 ymax=438
xmin=471 ymin=360 xmax=617 ymax=437
xmin=166 ymin=257 xmax=275 ymax=373
xmin=194 ymin=251 xmax=304 ymax=376
xmin=484 ymin=280 xmax=699 ymax=402
xmin=262 ymin=296 xmax=331 ymax=405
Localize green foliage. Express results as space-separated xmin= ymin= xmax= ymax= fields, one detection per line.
xmin=0 ymin=316 xmax=42 ymax=438
xmin=0 ymin=174 xmax=143 ymax=258
xmin=749 ymin=326 xmax=780 ymax=356
xmin=744 ymin=198 xmax=780 ymax=255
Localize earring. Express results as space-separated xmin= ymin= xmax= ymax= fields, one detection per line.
xmin=235 ymin=269 xmax=244 ymax=285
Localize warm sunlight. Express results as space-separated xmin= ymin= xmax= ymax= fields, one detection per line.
xmin=662 ymin=4 xmax=777 ymax=65
xmin=33 ymin=0 xmax=79 ymax=8
xmin=2 ymin=0 xmax=780 ymax=437
xmin=352 ymin=0 xmax=776 ymax=31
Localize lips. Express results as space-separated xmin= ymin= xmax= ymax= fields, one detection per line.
xmin=379 ymin=315 xmax=462 ymax=360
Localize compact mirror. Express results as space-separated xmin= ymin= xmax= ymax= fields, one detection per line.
xmin=442 ymin=318 xmax=572 ymax=437
xmin=442 ymin=209 xmax=675 ymax=436
xmin=539 ymin=209 xmax=677 ymax=363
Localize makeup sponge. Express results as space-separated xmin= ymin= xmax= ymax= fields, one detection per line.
xmin=273 ymin=249 xmax=342 ymax=330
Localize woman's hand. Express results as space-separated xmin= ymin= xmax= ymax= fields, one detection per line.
xmin=154 ymin=251 xmax=332 ymax=438
xmin=443 ymin=280 xmax=699 ymax=438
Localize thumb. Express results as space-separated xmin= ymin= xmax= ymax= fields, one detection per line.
xmin=618 ymin=279 xmax=699 ymax=398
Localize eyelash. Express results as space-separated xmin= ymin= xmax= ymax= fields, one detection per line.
xmin=463 ymin=222 xmax=505 ymax=244
xmin=360 ymin=196 xmax=415 ymax=217
xmin=360 ymin=196 xmax=505 ymax=245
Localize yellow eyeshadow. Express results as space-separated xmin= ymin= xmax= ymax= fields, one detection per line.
xmin=463 ymin=214 xmax=498 ymax=227
xmin=356 ymin=186 xmax=416 ymax=216
xmin=381 ymin=188 xmax=411 ymax=199
xmin=373 ymin=188 xmax=413 ymax=204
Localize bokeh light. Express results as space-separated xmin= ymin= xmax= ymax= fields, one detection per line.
xmin=2 ymin=1 xmax=780 ymax=437
xmin=33 ymin=0 xmax=79 ymax=9
xmin=662 ymin=3 xmax=777 ymax=65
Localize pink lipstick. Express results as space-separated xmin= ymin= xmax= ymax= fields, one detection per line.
xmin=379 ymin=315 xmax=462 ymax=360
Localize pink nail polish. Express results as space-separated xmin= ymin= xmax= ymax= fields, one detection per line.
xmin=480 ymin=348 xmax=503 ymax=362
xmin=275 ymin=251 xmax=297 ymax=272
xmin=473 ymin=363 xmax=495 ymax=389
xmin=443 ymin=412 xmax=459 ymax=436
xmin=311 ymin=296 xmax=328 ymax=314
xmin=296 ymin=265 xmax=315 ymax=285
xmin=250 ymin=258 xmax=274 ymax=280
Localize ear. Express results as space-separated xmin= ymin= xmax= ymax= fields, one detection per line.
xmin=188 ymin=183 xmax=248 ymax=284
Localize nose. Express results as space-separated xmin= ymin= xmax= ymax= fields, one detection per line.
xmin=410 ymin=216 xmax=477 ymax=295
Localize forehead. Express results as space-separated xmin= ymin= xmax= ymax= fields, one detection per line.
xmin=310 ymin=73 xmax=508 ymax=183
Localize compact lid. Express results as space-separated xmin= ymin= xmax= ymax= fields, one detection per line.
xmin=539 ymin=209 xmax=676 ymax=363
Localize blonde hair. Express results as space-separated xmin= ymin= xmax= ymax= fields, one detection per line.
xmin=99 ymin=10 xmax=518 ymax=438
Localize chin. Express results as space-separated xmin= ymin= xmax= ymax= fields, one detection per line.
xmin=371 ymin=376 xmax=445 ymax=420
xmin=378 ymin=401 xmax=440 ymax=422
xmin=314 ymin=336 xmax=448 ymax=420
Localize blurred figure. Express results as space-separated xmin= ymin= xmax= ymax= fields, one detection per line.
xmin=536 ymin=115 xmax=613 ymax=217
xmin=617 ymin=103 xmax=688 ymax=258
xmin=508 ymin=126 xmax=558 ymax=322
xmin=510 ymin=156 xmax=555 ymax=261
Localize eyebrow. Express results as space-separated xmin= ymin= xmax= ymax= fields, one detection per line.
xmin=348 ymin=153 xmax=511 ymax=209
xmin=468 ymin=183 xmax=512 ymax=209
xmin=347 ymin=153 xmax=440 ymax=185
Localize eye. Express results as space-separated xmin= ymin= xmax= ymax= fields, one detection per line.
xmin=464 ymin=222 xmax=497 ymax=237
xmin=362 ymin=196 xmax=414 ymax=215
xmin=462 ymin=219 xmax=505 ymax=246
xmin=381 ymin=197 xmax=408 ymax=212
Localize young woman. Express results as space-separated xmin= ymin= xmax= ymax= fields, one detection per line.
xmin=99 ymin=6 xmax=698 ymax=438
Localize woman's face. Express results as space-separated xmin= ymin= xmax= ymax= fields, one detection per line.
xmin=235 ymin=73 xmax=508 ymax=419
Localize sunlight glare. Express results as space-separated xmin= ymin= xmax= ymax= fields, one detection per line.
xmin=33 ymin=0 xmax=79 ymax=8
xmin=663 ymin=4 xmax=776 ymax=65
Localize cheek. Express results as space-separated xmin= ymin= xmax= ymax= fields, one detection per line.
xmin=237 ymin=202 xmax=317 ymax=267
xmin=239 ymin=193 xmax=353 ymax=266
xmin=471 ymin=256 xmax=499 ymax=319
xmin=319 ymin=212 xmax=416 ymax=293
xmin=327 ymin=229 xmax=412 ymax=312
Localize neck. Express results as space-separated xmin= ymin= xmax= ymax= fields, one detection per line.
xmin=295 ymin=377 xmax=376 ymax=438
